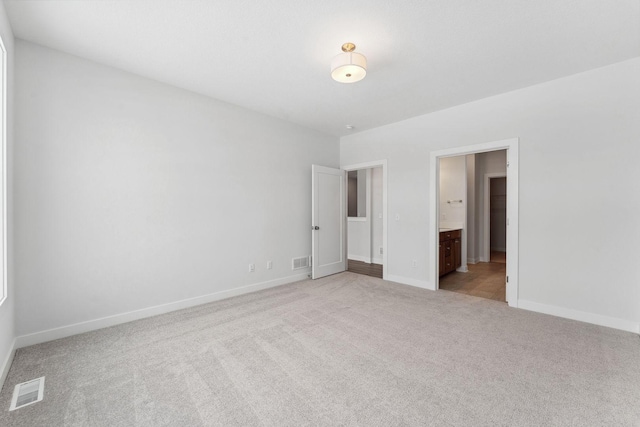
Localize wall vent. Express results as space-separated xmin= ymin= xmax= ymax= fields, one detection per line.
xmin=10 ymin=377 xmax=45 ymax=411
xmin=292 ymin=256 xmax=310 ymax=270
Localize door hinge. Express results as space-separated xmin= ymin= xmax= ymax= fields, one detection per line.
xmin=506 ymin=276 xmax=509 ymax=283
xmin=507 ymin=161 xmax=510 ymax=167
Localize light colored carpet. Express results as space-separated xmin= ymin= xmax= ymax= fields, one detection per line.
xmin=1 ymin=272 xmax=639 ymax=426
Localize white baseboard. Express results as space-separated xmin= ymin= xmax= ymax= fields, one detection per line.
xmin=0 ymin=338 xmax=16 ymax=390
xmin=387 ymin=274 xmax=432 ymax=291
xmin=371 ymin=257 xmax=383 ymax=265
xmin=456 ymin=265 xmax=469 ymax=273
xmin=518 ymin=299 xmax=640 ymax=334
xmin=467 ymin=258 xmax=478 ymax=264
xmin=15 ymin=273 xmax=309 ymax=349
xmin=348 ymin=254 xmax=371 ymax=263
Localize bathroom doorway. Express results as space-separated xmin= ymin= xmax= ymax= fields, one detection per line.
xmin=429 ymin=138 xmax=519 ymax=307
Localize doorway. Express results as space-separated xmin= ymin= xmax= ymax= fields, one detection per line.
xmin=428 ymin=139 xmax=519 ymax=307
xmin=436 ymin=152 xmax=508 ymax=302
xmin=488 ymin=176 xmax=507 ymax=263
xmin=343 ymin=160 xmax=388 ymax=280
xmin=345 ymin=167 xmax=383 ymax=278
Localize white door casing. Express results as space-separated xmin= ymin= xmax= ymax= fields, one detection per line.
xmin=312 ymin=165 xmax=346 ymax=279
xmin=429 ymin=138 xmax=519 ymax=306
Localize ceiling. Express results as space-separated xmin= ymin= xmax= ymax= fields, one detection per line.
xmin=4 ymin=0 xmax=640 ymax=136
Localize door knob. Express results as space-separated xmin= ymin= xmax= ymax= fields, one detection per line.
xmin=312 ymin=226 xmax=320 ymax=230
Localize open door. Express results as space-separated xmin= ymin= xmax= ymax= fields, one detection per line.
xmin=311 ymin=165 xmax=346 ymax=279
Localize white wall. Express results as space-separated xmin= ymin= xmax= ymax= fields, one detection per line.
xmin=14 ymin=41 xmax=339 ymax=339
xmin=370 ymin=167 xmax=383 ymax=264
xmin=439 ymin=156 xmax=466 ymax=228
xmin=0 ymin=1 xmax=14 ymax=387
xmin=341 ymin=58 xmax=640 ymax=331
xmin=465 ymin=155 xmax=476 ymax=263
xmin=357 ymin=169 xmax=367 ymax=216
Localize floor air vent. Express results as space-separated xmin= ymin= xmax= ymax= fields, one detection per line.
xmin=10 ymin=377 xmax=45 ymax=411
xmin=292 ymin=256 xmax=310 ymax=270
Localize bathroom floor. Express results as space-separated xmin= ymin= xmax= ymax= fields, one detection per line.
xmin=439 ymin=261 xmax=506 ymax=302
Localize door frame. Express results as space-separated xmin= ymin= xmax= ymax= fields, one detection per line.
xmin=342 ymin=159 xmax=388 ymax=280
xmin=429 ymin=138 xmax=519 ymax=307
xmin=484 ymin=173 xmax=507 ymax=262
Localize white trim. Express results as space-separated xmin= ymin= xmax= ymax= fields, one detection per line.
xmin=342 ymin=160 xmax=388 ymax=281
xmin=371 ymin=257 xmax=383 ymax=265
xmin=430 ymin=138 xmax=519 ymax=307
xmin=467 ymin=258 xmax=478 ymax=264
xmin=15 ymin=273 xmax=308 ymax=348
xmin=518 ymin=299 xmax=640 ymax=334
xmin=387 ymin=274 xmax=431 ymax=290
xmin=483 ymin=172 xmax=507 ymax=262
xmin=347 ymin=217 xmax=367 ymax=222
xmin=348 ymin=254 xmax=372 ymax=263
xmin=0 ymin=33 xmax=6 ymax=307
xmin=365 ymin=168 xmax=373 ymax=261
xmin=0 ymin=337 xmax=15 ymax=390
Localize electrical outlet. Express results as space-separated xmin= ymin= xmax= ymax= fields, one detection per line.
xmin=249 ymin=264 xmax=255 ymax=272
xmin=267 ymin=261 xmax=273 ymax=270
xmin=412 ymin=259 xmax=417 ymax=268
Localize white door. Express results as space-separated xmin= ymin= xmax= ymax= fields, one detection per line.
xmin=312 ymin=165 xmax=346 ymax=279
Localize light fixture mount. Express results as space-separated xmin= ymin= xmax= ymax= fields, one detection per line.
xmin=331 ymin=42 xmax=367 ymax=83
xmin=341 ymin=42 xmax=356 ymax=53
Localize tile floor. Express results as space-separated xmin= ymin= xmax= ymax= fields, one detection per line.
xmin=438 ymin=261 xmax=506 ymax=302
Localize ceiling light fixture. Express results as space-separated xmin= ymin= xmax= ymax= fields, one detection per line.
xmin=331 ymin=43 xmax=367 ymax=83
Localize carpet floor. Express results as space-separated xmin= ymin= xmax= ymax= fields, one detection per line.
xmin=1 ymin=272 xmax=639 ymax=426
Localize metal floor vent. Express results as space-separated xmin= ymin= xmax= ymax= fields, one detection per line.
xmin=292 ymin=256 xmax=310 ymax=270
xmin=10 ymin=377 xmax=45 ymax=411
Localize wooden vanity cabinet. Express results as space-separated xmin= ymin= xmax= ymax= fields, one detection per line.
xmin=439 ymin=229 xmax=461 ymax=276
